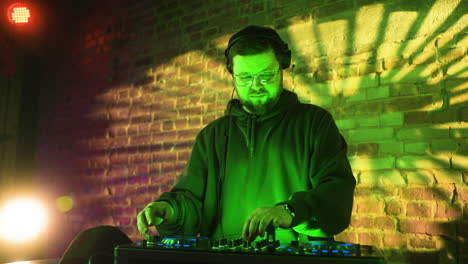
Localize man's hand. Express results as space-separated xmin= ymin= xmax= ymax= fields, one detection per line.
xmin=137 ymin=201 xmax=174 ymax=240
xmin=242 ymin=206 xmax=293 ymax=241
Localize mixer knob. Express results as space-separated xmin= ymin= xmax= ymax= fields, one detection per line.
xmin=290 ymin=240 xmax=299 ymax=247
xmin=182 ymin=238 xmax=197 ymax=248
xmin=212 ymin=240 xmax=220 ymax=248
xmin=220 ymin=238 xmax=228 ymax=247
xmin=242 ymin=239 xmax=251 ymax=248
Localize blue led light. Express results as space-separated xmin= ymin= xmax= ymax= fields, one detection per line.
xmin=280 ymin=246 xmax=285 ymax=248
xmin=343 ymin=250 xmax=350 ymax=253
xmin=175 ymin=244 xmax=180 ymax=246
xmin=184 ymin=245 xmax=190 ymax=247
xmin=287 ymin=249 xmax=292 ymax=251
xmin=137 ymin=242 xmax=142 ymax=245
xmin=312 ymin=249 xmax=318 ymax=252
xmin=340 ymin=243 xmax=352 ymax=246
xmin=157 ymin=243 xmax=164 ymax=246
xmin=332 ymin=250 xmax=338 ymax=253
xmin=321 ymin=250 xmax=328 ymax=252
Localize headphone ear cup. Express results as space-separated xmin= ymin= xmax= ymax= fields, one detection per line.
xmin=281 ymin=46 xmax=291 ymax=69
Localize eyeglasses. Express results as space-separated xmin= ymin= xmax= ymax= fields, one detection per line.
xmin=233 ymin=68 xmax=280 ymax=87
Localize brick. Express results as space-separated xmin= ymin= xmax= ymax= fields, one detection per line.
xmin=344 ymin=89 xmax=367 ymax=102
xmin=374 ymin=216 xmax=396 ymax=230
xmin=380 ymin=63 xmax=441 ymax=85
xmin=396 ymin=155 xmax=450 ymax=169
xmin=404 ymin=142 xmax=429 ymax=154
xmin=350 ymin=156 xmax=395 ymax=170
xmin=462 ymin=107 xmax=468 ymax=122
xmin=315 ymin=69 xmax=336 ymax=82
xmin=396 ymin=127 xmax=449 ymax=140
xmin=446 ymin=77 xmax=468 ymax=93
xmin=459 ymin=188 xmax=468 ymax=201
xmin=452 ymin=154 xmax=468 ymax=169
xmin=383 ymin=95 xmax=434 ymax=112
xmin=357 ymin=143 xmax=379 ymax=156
xmin=399 ymin=219 xmax=426 ymax=234
xmin=355 ymin=116 xmax=379 ymax=128
xmin=401 ymin=186 xmax=455 ymax=201
xmin=378 ymin=141 xmax=404 ymax=155
xmin=357 ymin=60 xmax=383 ymax=75
xmin=348 ymin=128 xmax=394 ymax=143
xmin=389 ymin=83 xmax=418 ymax=96
xmin=351 ymin=215 xmax=373 ymax=228
xmin=427 ymin=108 xmax=460 ymax=124
xmin=130 ymin=134 xmax=152 ymax=146
xmin=367 ymin=86 xmax=390 ymax=100
xmin=355 ymin=185 xmax=397 ymax=197
xmin=383 ymin=56 xmax=409 ymax=70
xmin=385 ymin=199 xmax=406 ymax=216
xmin=404 ymin=111 xmax=428 ymax=124
xmin=434 ymin=202 xmax=462 ymax=219
xmin=336 ymin=65 xmax=359 ymax=78
xmin=356 ymin=196 xmax=385 ymax=214
xmin=358 ymin=232 xmax=382 ymax=247
xmin=360 ymin=169 xmax=404 ymax=185
xmin=438 ymin=47 xmax=466 ymax=65
xmin=336 ymin=119 xmax=359 ymax=130
xmin=176 ymin=129 xmax=199 ymax=140
xmin=383 ymin=232 xmax=406 ymax=248
xmin=188 ymin=117 xmax=201 ymax=127
xmin=447 ymin=59 xmax=468 ymax=78
xmin=130 ymin=195 xmax=151 ymax=206
xmin=418 ymin=83 xmax=441 ymax=94
xmin=409 ymin=235 xmax=436 ymax=249
xmin=334 ymin=231 xmax=358 ymax=244
xmin=334 ymin=74 xmax=378 ymax=96
xmin=433 ymin=169 xmax=463 ymax=184
xmin=302 ymin=80 xmax=333 ymax=96
xmin=380 ymin=112 xmax=404 ymax=126
xmin=450 ymin=127 xmax=468 ymax=138
xmin=406 ymin=170 xmax=435 ymax=185
xmin=406 ymin=202 xmax=435 ymax=217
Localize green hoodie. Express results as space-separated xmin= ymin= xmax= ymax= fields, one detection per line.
xmin=156 ymin=89 xmax=356 ymax=244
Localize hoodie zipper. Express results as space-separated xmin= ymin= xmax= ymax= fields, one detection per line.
xmin=248 ymin=115 xmax=257 ymax=158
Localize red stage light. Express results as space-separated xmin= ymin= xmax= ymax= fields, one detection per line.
xmin=7 ymin=3 xmax=31 ymax=24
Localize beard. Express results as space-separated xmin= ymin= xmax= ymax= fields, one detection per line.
xmin=240 ymin=89 xmax=283 ymax=116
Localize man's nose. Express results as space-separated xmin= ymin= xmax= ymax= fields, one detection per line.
xmin=251 ymin=76 xmax=262 ymax=89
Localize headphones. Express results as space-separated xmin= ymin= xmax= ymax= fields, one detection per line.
xmin=224 ymin=26 xmax=292 ymax=74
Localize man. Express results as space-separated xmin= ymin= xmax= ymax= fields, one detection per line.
xmin=137 ymin=25 xmax=356 ymax=244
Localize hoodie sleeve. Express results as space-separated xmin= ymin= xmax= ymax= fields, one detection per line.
xmin=155 ymin=132 xmax=208 ymax=237
xmin=277 ymin=110 xmax=356 ymax=237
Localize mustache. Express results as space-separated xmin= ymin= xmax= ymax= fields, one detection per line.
xmin=249 ymin=92 xmax=268 ymax=95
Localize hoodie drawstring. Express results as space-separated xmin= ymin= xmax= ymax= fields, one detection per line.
xmin=248 ymin=115 xmax=257 ymax=157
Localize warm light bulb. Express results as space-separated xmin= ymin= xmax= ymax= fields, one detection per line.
xmin=7 ymin=3 xmax=31 ymax=24
xmin=0 ymin=198 xmax=47 ymax=243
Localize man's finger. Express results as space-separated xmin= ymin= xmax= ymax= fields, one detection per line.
xmin=242 ymin=216 xmax=252 ymax=239
xmin=248 ymin=216 xmax=260 ymax=240
xmin=258 ymin=216 xmax=273 ymax=236
xmin=145 ymin=207 xmax=154 ymax=226
xmin=137 ymin=211 xmax=150 ymax=239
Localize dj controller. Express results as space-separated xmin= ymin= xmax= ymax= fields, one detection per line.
xmin=115 ymin=227 xmax=385 ymax=264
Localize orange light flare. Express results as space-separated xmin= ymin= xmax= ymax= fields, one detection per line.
xmin=7 ymin=3 xmax=31 ymax=25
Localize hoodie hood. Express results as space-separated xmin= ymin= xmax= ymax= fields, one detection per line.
xmin=224 ymin=88 xmax=301 ymax=121
xmin=223 ymin=89 xmax=301 ymax=157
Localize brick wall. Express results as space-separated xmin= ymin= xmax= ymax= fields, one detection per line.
xmin=36 ymin=0 xmax=467 ymax=262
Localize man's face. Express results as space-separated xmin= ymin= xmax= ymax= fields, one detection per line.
xmin=232 ymin=48 xmax=283 ymax=116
